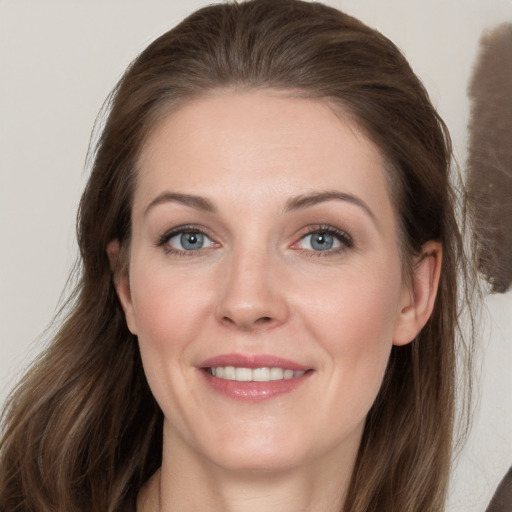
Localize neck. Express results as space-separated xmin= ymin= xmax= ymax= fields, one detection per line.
xmin=137 ymin=422 xmax=360 ymax=512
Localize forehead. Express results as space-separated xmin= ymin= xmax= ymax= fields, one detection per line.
xmin=135 ymin=90 xmax=394 ymax=221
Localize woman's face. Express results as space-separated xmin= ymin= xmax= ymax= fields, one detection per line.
xmin=116 ymin=90 xmax=418 ymax=474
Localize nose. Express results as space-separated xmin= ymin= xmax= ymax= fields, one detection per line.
xmin=215 ymin=248 xmax=290 ymax=331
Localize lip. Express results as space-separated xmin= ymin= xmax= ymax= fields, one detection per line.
xmin=198 ymin=353 xmax=313 ymax=402
xmin=198 ymin=353 xmax=311 ymax=371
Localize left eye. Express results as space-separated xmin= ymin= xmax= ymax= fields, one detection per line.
xmin=168 ymin=231 xmax=213 ymax=251
xmin=300 ymin=232 xmax=339 ymax=251
xmin=297 ymin=230 xmax=352 ymax=252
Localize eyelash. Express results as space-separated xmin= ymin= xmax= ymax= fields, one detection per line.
xmin=156 ymin=224 xmax=215 ymax=256
xmin=296 ymin=225 xmax=354 ymax=257
xmin=155 ymin=224 xmax=354 ymax=257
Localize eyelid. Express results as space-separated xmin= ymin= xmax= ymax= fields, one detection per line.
xmin=155 ymin=223 xmax=353 ymax=256
xmin=292 ymin=225 xmax=354 ymax=254
xmin=156 ymin=224 xmax=219 ymax=255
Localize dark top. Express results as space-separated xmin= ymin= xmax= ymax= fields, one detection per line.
xmin=485 ymin=466 xmax=512 ymax=512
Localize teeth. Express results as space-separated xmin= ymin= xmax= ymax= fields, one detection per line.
xmin=284 ymin=369 xmax=294 ymax=379
xmin=224 ymin=366 xmax=236 ymax=380
xmin=235 ymin=367 xmax=251 ymax=381
xmin=208 ymin=366 xmax=306 ymax=382
xmin=270 ymin=367 xmax=283 ymax=380
xmin=253 ymin=367 xmax=270 ymax=381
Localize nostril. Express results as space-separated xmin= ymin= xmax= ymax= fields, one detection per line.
xmin=220 ymin=314 xmax=276 ymax=330
xmin=222 ymin=316 xmax=236 ymax=325
xmin=256 ymin=316 xmax=273 ymax=324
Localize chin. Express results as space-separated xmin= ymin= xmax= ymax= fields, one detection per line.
xmin=195 ymin=422 xmax=311 ymax=473
xmin=209 ymin=446 xmax=306 ymax=474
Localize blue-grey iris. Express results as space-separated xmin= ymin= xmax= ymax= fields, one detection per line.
xmin=181 ymin=232 xmax=204 ymax=250
xmin=311 ymin=233 xmax=334 ymax=251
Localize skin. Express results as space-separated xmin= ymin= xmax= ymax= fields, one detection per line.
xmin=110 ymin=90 xmax=441 ymax=512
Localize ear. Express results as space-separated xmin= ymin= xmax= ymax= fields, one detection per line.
xmin=393 ymin=241 xmax=442 ymax=346
xmin=107 ymin=239 xmax=137 ymax=335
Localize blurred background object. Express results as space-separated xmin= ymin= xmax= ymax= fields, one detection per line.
xmin=467 ymin=23 xmax=512 ymax=293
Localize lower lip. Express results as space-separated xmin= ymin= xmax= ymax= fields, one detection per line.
xmin=201 ymin=370 xmax=312 ymax=402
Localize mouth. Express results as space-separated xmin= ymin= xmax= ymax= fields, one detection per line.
xmin=204 ymin=366 xmax=307 ymax=381
xmin=198 ymin=354 xmax=313 ymax=401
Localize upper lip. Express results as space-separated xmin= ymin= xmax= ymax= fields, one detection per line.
xmin=198 ymin=353 xmax=311 ymax=371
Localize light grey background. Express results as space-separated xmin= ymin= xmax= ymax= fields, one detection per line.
xmin=1 ymin=1 xmax=511 ymax=510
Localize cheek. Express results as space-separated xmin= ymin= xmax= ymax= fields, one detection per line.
xmin=128 ymin=262 xmax=217 ymax=428
xmin=302 ymin=258 xmax=401 ymax=343
xmin=127 ymin=257 xmax=213 ymax=397
xmin=129 ymin=256 xmax=210 ymax=345
xmin=298 ymin=260 xmax=402 ymax=411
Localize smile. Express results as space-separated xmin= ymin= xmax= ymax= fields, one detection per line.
xmin=207 ymin=366 xmax=306 ymax=381
xmin=199 ymin=354 xmax=313 ymax=401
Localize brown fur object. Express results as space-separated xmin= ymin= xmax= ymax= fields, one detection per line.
xmin=467 ymin=23 xmax=512 ymax=293
xmin=485 ymin=466 xmax=512 ymax=512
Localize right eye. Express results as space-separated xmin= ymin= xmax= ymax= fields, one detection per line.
xmin=168 ymin=231 xmax=212 ymax=251
xmin=157 ymin=227 xmax=217 ymax=255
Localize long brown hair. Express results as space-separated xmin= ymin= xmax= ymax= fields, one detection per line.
xmin=0 ymin=1 xmax=475 ymax=511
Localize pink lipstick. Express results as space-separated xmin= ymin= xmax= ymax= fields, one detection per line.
xmin=198 ymin=353 xmax=313 ymax=402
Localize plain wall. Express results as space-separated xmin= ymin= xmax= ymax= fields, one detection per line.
xmin=1 ymin=1 xmax=511 ymax=510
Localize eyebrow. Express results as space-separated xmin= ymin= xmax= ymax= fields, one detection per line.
xmin=144 ymin=189 xmax=377 ymax=224
xmin=284 ymin=190 xmax=377 ymax=224
xmin=144 ymin=192 xmax=216 ymax=216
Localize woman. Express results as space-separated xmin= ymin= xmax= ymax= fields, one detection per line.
xmin=0 ymin=0 xmax=475 ymax=510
